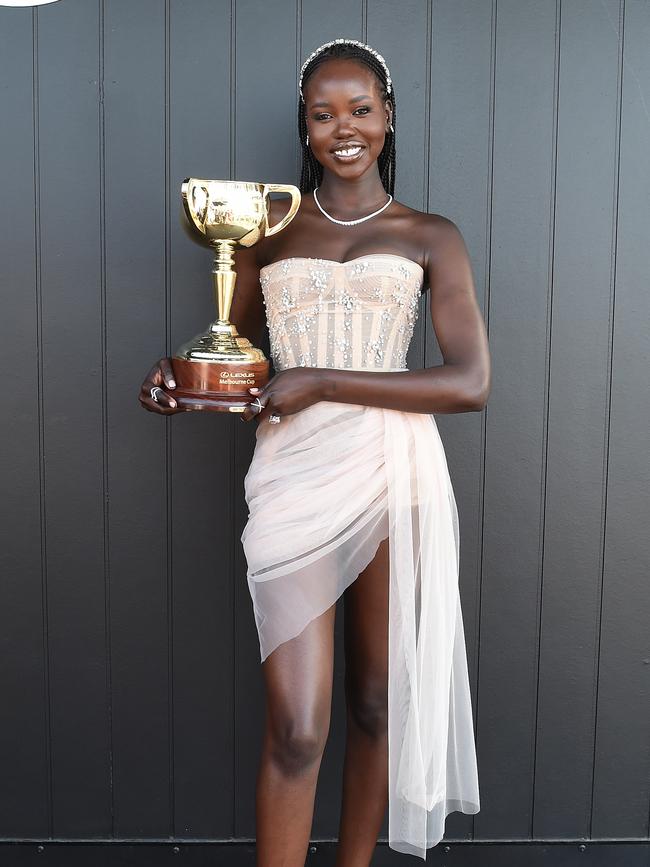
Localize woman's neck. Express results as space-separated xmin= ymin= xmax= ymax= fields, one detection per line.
xmin=316 ymin=169 xmax=388 ymax=219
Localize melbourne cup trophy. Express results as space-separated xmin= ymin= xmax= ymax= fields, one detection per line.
xmin=170 ymin=178 xmax=301 ymax=411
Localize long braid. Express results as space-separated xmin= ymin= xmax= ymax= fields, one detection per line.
xmin=298 ymin=43 xmax=396 ymax=196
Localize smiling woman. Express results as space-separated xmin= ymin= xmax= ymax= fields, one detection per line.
xmin=139 ymin=35 xmax=490 ymax=867
xmin=238 ymin=39 xmax=487 ymax=863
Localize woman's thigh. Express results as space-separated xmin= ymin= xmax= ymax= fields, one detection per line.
xmin=343 ymin=536 xmax=390 ymax=723
xmin=261 ymin=601 xmax=337 ymax=741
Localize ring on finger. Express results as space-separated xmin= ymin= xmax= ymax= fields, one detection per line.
xmin=252 ymin=396 xmax=266 ymax=413
xmin=150 ymin=386 xmax=164 ymax=402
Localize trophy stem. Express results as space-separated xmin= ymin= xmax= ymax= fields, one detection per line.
xmin=212 ymin=240 xmax=237 ymax=326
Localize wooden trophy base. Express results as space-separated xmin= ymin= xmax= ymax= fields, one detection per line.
xmin=170 ymin=357 xmax=270 ymax=412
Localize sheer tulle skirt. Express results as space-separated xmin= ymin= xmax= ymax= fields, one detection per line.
xmin=240 ymin=400 xmax=480 ymax=859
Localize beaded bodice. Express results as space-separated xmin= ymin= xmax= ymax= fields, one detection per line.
xmin=259 ymin=254 xmax=424 ymax=372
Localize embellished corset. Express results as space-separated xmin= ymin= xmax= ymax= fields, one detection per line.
xmin=258 ymin=254 xmax=424 ymax=372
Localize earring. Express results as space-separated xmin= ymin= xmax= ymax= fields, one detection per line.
xmin=389 ymin=122 xmax=394 ymax=133
xmin=306 ymin=133 xmax=310 ymax=147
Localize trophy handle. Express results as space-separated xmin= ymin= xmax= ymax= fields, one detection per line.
xmin=262 ymin=184 xmax=301 ymax=237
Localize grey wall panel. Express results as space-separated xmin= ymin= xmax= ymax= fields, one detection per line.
xmin=0 ymin=9 xmax=49 ymax=837
xmin=592 ymin=0 xmax=650 ymax=838
xmin=0 ymin=0 xmax=648 ymax=852
xmin=234 ymin=0 xmax=299 ymax=184
xmin=426 ymin=0 xmax=494 ymax=842
xmin=36 ymin=0 xmax=110 ymax=835
xmin=103 ymin=0 xmax=171 ymax=836
xmin=168 ymin=0 xmax=235 ymax=838
xmin=301 ymin=0 xmax=364 ymax=62
xmin=478 ymin=0 xmax=558 ymax=839
xmin=535 ymin=0 xmax=622 ymax=838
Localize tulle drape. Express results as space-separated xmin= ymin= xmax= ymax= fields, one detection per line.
xmin=241 ymin=399 xmax=480 ymax=859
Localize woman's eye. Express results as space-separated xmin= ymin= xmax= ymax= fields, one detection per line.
xmin=312 ymin=107 xmax=371 ymax=121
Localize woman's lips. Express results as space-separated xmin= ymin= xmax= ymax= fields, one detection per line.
xmin=330 ymin=144 xmax=365 ymax=163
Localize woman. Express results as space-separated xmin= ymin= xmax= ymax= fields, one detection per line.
xmin=140 ymin=38 xmax=490 ymax=865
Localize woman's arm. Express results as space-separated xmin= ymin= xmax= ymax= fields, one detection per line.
xmin=317 ymin=215 xmax=491 ymax=413
xmin=228 ymin=242 xmax=267 ymax=348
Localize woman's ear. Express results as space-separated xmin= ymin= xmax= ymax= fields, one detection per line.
xmin=385 ymin=98 xmax=394 ymax=129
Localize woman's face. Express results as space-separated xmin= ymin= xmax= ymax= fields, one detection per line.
xmin=303 ymin=58 xmax=392 ymax=182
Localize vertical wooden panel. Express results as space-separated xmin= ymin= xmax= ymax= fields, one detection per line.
xmin=231 ymin=0 xmax=299 ymax=838
xmin=168 ymin=0 xmax=235 ymax=837
xmin=0 ymin=7 xmax=49 ymax=837
xmin=426 ymin=0 xmax=494 ymax=841
xmin=104 ymin=0 xmax=170 ymax=835
xmin=478 ymin=0 xmax=557 ymax=839
xmin=592 ymin=0 xmax=650 ymax=837
xmin=234 ymin=0 xmax=299 ymax=183
xmin=36 ymin=0 xmax=110 ymax=834
xmin=535 ymin=0 xmax=621 ymax=837
xmin=300 ymin=1 xmax=364 ymax=61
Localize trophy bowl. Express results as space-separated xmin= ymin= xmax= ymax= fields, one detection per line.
xmin=171 ymin=178 xmax=301 ymax=412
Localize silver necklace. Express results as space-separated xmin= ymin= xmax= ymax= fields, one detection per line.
xmin=313 ymin=187 xmax=393 ymax=226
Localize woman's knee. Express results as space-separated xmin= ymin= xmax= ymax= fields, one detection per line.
xmin=346 ymin=684 xmax=388 ymax=738
xmin=261 ymin=607 xmax=337 ymax=775
xmin=266 ymin=716 xmax=330 ymax=776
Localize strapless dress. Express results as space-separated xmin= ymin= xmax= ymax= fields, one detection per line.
xmin=240 ymin=254 xmax=480 ymax=859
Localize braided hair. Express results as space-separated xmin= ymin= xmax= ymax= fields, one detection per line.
xmin=298 ymin=42 xmax=396 ymax=196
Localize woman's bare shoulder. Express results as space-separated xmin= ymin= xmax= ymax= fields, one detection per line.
xmin=390 ymin=201 xmax=465 ymax=265
xmin=392 ymin=199 xmax=460 ymax=233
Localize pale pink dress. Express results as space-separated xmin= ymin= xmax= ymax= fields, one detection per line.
xmin=240 ymin=254 xmax=480 ymax=859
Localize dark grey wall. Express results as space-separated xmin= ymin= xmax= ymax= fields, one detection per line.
xmin=1 ymin=0 xmax=648 ymax=851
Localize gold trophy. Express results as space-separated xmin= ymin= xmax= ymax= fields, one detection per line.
xmin=171 ymin=178 xmax=301 ymax=411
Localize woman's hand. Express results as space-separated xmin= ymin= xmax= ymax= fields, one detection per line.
xmin=138 ymin=357 xmax=182 ymax=414
xmin=240 ymin=367 xmax=326 ymax=423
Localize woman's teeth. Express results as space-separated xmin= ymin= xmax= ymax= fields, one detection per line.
xmin=333 ymin=145 xmax=363 ymax=160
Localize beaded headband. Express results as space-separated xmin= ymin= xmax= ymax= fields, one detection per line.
xmin=298 ymin=38 xmax=393 ymax=101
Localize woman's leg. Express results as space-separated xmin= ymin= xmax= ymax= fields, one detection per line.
xmin=335 ymin=536 xmax=390 ymax=867
xmin=255 ymin=601 xmax=337 ymax=867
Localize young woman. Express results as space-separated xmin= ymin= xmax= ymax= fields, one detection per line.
xmin=140 ymin=38 xmax=490 ymax=866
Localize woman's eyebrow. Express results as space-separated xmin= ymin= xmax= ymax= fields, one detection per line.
xmin=310 ymin=94 xmax=373 ymax=109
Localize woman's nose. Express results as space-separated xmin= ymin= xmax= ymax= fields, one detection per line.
xmin=333 ymin=114 xmax=356 ymax=135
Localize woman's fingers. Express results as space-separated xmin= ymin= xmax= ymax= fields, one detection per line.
xmin=255 ymin=395 xmax=273 ymax=423
xmin=139 ymin=378 xmax=178 ymax=413
xmin=159 ymin=357 xmax=177 ymax=389
xmin=241 ymin=394 xmax=265 ymax=422
xmin=139 ymin=358 xmax=180 ymax=414
xmin=151 ymin=384 xmax=177 ymax=409
xmin=139 ymin=383 xmax=178 ymax=413
xmin=241 ymin=387 xmax=269 ymax=422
